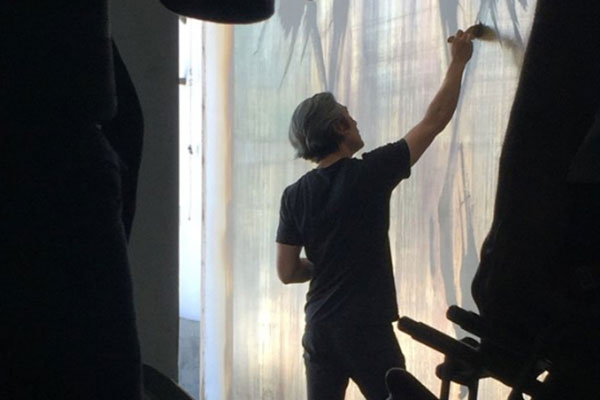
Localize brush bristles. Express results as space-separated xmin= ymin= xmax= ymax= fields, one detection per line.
xmin=471 ymin=23 xmax=497 ymax=41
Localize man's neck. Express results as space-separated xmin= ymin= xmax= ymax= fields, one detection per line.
xmin=317 ymin=147 xmax=354 ymax=168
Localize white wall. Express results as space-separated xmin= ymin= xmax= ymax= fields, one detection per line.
xmin=110 ymin=1 xmax=180 ymax=380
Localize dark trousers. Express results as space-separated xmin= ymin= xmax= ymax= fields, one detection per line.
xmin=0 ymin=122 xmax=141 ymax=399
xmin=303 ymin=321 xmax=406 ymax=400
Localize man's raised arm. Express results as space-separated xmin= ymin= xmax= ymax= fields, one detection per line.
xmin=404 ymin=28 xmax=475 ymax=166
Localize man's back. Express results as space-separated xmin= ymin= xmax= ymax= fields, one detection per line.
xmin=277 ymin=140 xmax=411 ymax=324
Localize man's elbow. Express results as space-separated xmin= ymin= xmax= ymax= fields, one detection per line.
xmin=426 ymin=116 xmax=450 ymax=135
xmin=277 ymin=265 xmax=294 ymax=284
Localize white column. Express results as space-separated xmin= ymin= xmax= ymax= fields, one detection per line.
xmin=201 ymin=22 xmax=234 ymax=400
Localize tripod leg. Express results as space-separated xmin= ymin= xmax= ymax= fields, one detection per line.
xmin=440 ymin=379 xmax=450 ymax=400
xmin=468 ymin=380 xmax=478 ymax=400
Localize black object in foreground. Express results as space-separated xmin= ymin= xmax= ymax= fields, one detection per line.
xmin=160 ymin=0 xmax=274 ymax=23
xmin=396 ymin=310 xmax=548 ymax=400
xmin=143 ymin=364 xmax=195 ymax=400
xmin=385 ymin=368 xmax=438 ymax=400
xmin=397 ymin=317 xmax=482 ymax=367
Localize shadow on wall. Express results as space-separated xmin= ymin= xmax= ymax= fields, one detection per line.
xmin=434 ymin=0 xmax=528 ymax=329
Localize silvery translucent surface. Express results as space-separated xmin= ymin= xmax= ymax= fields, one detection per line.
xmin=181 ymin=1 xmax=537 ymax=398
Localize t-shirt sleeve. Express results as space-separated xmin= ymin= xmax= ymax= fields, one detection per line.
xmin=361 ymin=138 xmax=412 ymax=190
xmin=276 ymin=188 xmax=303 ymax=245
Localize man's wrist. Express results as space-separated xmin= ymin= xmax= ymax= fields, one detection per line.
xmin=449 ymin=59 xmax=468 ymax=69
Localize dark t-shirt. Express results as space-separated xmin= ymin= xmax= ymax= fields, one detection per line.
xmin=277 ymin=139 xmax=411 ymax=325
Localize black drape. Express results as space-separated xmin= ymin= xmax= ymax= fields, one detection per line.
xmin=1 ymin=4 xmax=143 ymax=399
xmin=103 ymin=41 xmax=145 ymax=240
xmin=472 ymin=1 xmax=600 ymax=397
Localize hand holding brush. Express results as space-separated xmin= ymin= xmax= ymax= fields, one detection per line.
xmin=447 ymin=23 xmax=496 ymax=43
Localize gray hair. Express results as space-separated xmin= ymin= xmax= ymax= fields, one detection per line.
xmin=288 ymin=92 xmax=346 ymax=162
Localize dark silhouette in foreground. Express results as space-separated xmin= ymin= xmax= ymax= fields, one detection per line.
xmin=142 ymin=364 xmax=195 ymax=400
xmin=160 ymin=0 xmax=274 ymax=23
xmin=1 ymin=3 xmax=143 ymax=399
xmin=391 ymin=307 xmax=548 ymax=399
xmin=389 ymin=0 xmax=600 ymax=398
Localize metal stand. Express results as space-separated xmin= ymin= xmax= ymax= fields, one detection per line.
xmin=395 ymin=306 xmax=550 ymax=400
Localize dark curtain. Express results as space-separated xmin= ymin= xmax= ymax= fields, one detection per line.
xmin=1 ymin=4 xmax=143 ymax=399
xmin=472 ymin=0 xmax=600 ymax=397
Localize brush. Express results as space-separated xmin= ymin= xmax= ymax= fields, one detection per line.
xmin=469 ymin=22 xmax=497 ymax=41
xmin=447 ymin=22 xmax=497 ymax=43
xmin=448 ymin=22 xmax=524 ymax=67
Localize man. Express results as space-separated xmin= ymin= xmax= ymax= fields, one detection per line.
xmin=275 ymin=28 xmax=474 ymax=399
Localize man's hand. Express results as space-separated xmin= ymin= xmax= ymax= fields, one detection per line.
xmin=447 ymin=27 xmax=475 ymax=65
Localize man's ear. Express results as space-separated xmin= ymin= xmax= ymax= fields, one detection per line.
xmin=333 ymin=121 xmax=345 ymax=135
xmin=333 ymin=118 xmax=349 ymax=135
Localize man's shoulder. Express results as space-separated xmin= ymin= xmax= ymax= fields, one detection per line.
xmin=360 ymin=139 xmax=409 ymax=161
xmin=281 ymin=170 xmax=314 ymax=199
